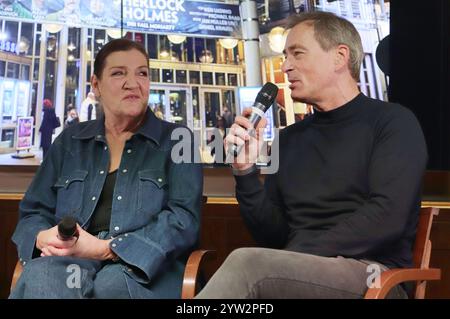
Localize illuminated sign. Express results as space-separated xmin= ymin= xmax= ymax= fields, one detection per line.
xmin=16 ymin=117 xmax=33 ymax=150
xmin=0 ymin=0 xmax=241 ymax=38
xmin=0 ymin=40 xmax=19 ymax=54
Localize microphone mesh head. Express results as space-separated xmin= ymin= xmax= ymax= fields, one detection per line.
xmin=255 ymin=82 xmax=279 ymax=110
xmin=58 ymin=216 xmax=77 ymax=238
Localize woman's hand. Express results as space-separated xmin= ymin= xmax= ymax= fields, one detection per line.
xmin=36 ymin=225 xmax=77 ymax=253
xmin=38 ymin=225 xmax=115 ymax=261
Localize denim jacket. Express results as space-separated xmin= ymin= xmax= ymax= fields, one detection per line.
xmin=12 ymin=110 xmax=203 ymax=289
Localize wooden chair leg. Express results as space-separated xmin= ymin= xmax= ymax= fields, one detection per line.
xmin=10 ymin=261 xmax=23 ymax=293
xmin=181 ymin=250 xmax=216 ymax=299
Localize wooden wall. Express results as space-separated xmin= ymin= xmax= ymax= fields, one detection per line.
xmin=0 ymin=198 xmax=19 ymax=299
xmin=0 ymin=165 xmax=449 ymax=298
xmin=1 ymin=197 xmax=449 ymax=299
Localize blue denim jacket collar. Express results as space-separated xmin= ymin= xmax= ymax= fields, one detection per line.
xmin=71 ymin=109 xmax=161 ymax=147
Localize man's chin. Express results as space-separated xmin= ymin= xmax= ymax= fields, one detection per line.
xmin=290 ymin=93 xmax=310 ymax=105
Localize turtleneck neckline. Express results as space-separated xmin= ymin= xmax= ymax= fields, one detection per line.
xmin=312 ymin=93 xmax=365 ymax=124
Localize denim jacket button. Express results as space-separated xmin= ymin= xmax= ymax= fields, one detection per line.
xmin=112 ymin=243 xmax=117 ymax=248
xmin=118 ymin=238 xmax=123 ymax=241
xmin=127 ymin=149 xmax=132 ymax=154
xmin=92 ymin=196 xmax=96 ymax=201
xmin=114 ymin=226 xmax=120 ymax=231
xmin=100 ymin=170 xmax=105 ymax=174
xmin=158 ymin=178 xmax=163 ymax=182
xmin=122 ymin=169 xmax=128 ymax=173
xmin=117 ymin=195 xmax=122 ymax=200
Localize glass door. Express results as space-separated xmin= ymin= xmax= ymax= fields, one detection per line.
xmin=148 ymin=86 xmax=192 ymax=130
xmin=199 ymin=88 xmax=222 ymax=163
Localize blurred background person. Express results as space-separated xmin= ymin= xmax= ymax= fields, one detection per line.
xmin=221 ymin=106 xmax=233 ymax=129
xmin=39 ymin=99 xmax=60 ymax=159
xmin=79 ymin=91 xmax=97 ymax=122
xmin=64 ymin=105 xmax=79 ymax=129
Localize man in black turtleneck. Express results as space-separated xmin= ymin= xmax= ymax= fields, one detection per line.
xmin=196 ymin=11 xmax=427 ymax=299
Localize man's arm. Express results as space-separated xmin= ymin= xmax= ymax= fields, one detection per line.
xmin=227 ymin=108 xmax=289 ymax=248
xmin=235 ymin=167 xmax=289 ymax=248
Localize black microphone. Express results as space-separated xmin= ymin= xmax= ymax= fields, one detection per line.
xmin=57 ymin=216 xmax=79 ymax=241
xmin=228 ymin=82 xmax=278 ymax=158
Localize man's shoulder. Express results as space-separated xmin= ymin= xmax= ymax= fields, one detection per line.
xmin=361 ymin=97 xmax=423 ymax=140
xmin=359 ymin=96 xmax=418 ymax=124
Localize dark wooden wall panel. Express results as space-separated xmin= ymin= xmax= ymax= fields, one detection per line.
xmin=1 ymin=200 xmax=449 ymax=299
xmin=200 ymin=203 xmax=256 ymax=279
xmin=0 ymin=199 xmax=19 ymax=299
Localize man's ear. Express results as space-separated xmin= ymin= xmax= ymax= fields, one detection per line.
xmin=335 ymin=44 xmax=351 ymax=71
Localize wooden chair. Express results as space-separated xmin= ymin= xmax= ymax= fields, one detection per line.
xmin=364 ymin=207 xmax=441 ymax=299
xmin=11 ymin=207 xmax=441 ymax=299
xmin=10 ymin=196 xmax=214 ymax=297
xmin=181 ymin=249 xmax=216 ymax=299
xmin=180 ymin=207 xmax=442 ymax=299
xmin=10 ymin=261 xmax=23 ymax=293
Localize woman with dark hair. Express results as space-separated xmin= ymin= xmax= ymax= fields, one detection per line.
xmin=10 ymin=39 xmax=202 ymax=299
xmin=39 ymin=99 xmax=60 ymax=159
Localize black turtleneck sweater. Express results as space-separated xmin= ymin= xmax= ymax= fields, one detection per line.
xmin=235 ymin=93 xmax=427 ymax=269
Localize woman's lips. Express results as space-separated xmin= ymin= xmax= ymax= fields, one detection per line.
xmin=123 ymin=95 xmax=139 ymax=101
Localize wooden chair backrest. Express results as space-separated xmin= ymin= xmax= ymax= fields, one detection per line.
xmin=412 ymin=207 xmax=439 ymax=298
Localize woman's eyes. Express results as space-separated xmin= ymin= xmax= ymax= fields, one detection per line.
xmin=110 ymin=70 xmax=148 ymax=76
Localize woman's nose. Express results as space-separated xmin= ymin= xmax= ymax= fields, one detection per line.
xmin=124 ymin=75 xmax=138 ymax=88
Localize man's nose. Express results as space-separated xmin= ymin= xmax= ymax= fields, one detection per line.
xmin=281 ymin=57 xmax=292 ymax=73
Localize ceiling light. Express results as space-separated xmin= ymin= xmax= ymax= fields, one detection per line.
xmin=168 ymin=34 xmax=186 ymax=44
xmin=219 ymin=38 xmax=238 ymax=49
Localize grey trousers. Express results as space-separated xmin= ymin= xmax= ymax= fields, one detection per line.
xmin=195 ymin=247 xmax=408 ymax=299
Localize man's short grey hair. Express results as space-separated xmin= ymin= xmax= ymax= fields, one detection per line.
xmin=286 ymin=11 xmax=364 ymax=81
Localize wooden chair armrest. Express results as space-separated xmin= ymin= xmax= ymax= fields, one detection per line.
xmin=10 ymin=261 xmax=24 ymax=293
xmin=364 ymin=268 xmax=441 ymax=299
xmin=181 ymin=250 xmax=216 ymax=299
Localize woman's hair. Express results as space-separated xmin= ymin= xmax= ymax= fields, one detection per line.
xmin=43 ymin=99 xmax=53 ymax=109
xmin=286 ymin=11 xmax=363 ymax=81
xmin=93 ymin=38 xmax=149 ymax=79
